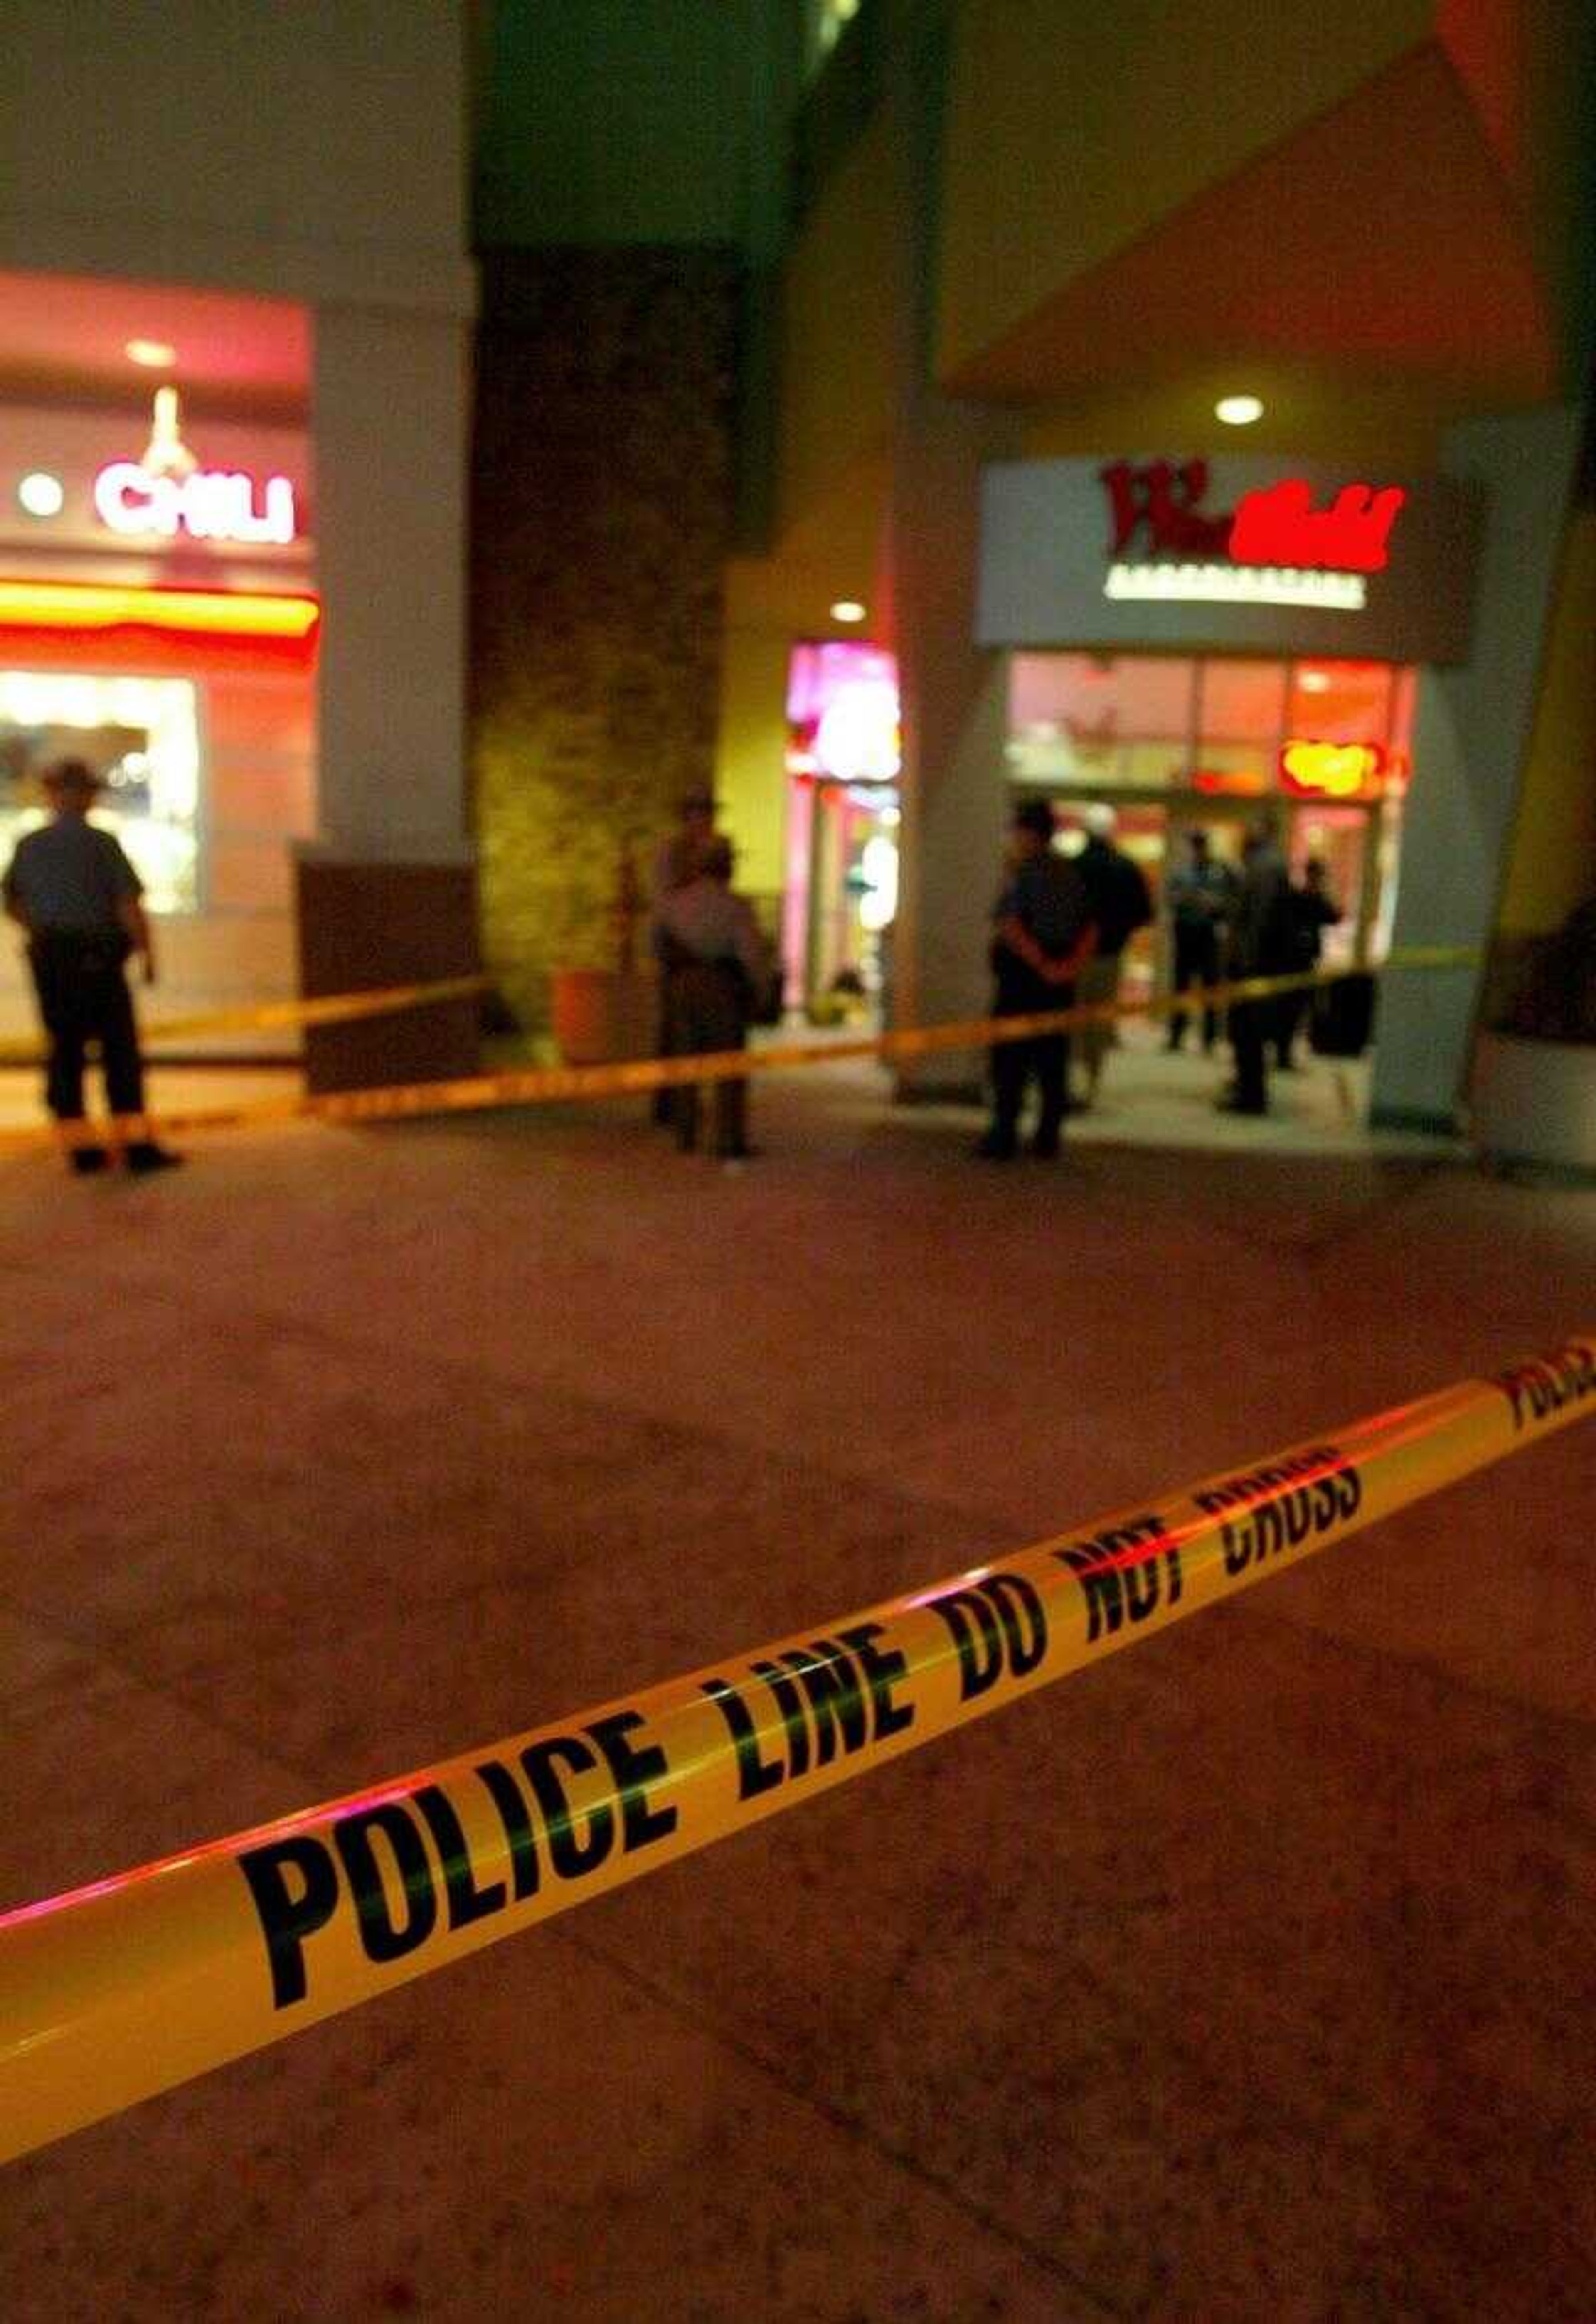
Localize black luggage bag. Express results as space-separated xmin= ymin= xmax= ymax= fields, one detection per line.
xmin=1308 ymin=972 xmax=1377 ymax=1058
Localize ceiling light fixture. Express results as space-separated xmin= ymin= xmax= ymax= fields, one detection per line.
xmin=829 ymin=600 xmax=867 ymax=624
xmin=1215 ymin=394 xmax=1264 ymax=426
xmin=126 ymin=339 xmax=177 ymax=369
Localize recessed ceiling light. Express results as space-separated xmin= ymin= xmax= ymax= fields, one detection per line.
xmin=1215 ymin=394 xmax=1264 ymax=426
xmin=830 ymin=600 xmax=867 ymax=624
xmin=17 ymin=471 xmax=65 ymax=518
xmin=1299 ymin=671 xmax=1331 ymax=692
xmin=126 ymin=339 xmax=177 ymax=368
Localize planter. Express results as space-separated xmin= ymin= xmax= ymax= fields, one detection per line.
xmin=1470 ymin=1032 xmax=1596 ymax=1178
xmin=550 ymin=968 xmax=658 ymax=1066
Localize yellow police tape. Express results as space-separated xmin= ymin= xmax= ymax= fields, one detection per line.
xmin=0 ymin=1328 xmax=1590 ymax=2164
xmin=0 ymin=948 xmax=1482 ymax=1158
xmin=0 ymin=972 xmax=489 ymax=1066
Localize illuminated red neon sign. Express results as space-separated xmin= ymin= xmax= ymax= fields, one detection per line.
xmin=1230 ymin=482 xmax=1405 ymax=574
xmin=1100 ymin=461 xmax=1230 ymax=559
xmin=1099 ymin=462 xmax=1405 ymax=573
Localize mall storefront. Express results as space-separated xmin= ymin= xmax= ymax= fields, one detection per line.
xmin=1005 ymin=647 xmax=1415 ymax=1007
xmin=951 ymin=451 xmax=1484 ymax=1052
xmin=0 ymin=393 xmax=317 ymax=1050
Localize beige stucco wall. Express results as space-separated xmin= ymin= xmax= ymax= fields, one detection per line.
xmin=777 ymin=113 xmax=902 ymax=539
xmin=1497 ymin=509 xmax=1596 ymax=938
xmin=0 ymin=0 xmax=472 ymax=313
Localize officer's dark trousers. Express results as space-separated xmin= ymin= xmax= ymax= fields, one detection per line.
xmin=988 ymin=976 xmax=1072 ymax=1155
xmin=1229 ymin=997 xmax=1269 ymax=1111
xmin=1168 ymin=924 xmax=1221 ymax=1049
xmin=28 ymin=935 xmax=145 ymax=1122
xmin=990 ymin=1033 xmax=1069 ymax=1152
xmin=668 ymin=961 xmax=749 ymax=1156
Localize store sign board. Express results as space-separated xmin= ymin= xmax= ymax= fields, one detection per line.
xmin=1100 ymin=460 xmax=1405 ymax=572
xmin=94 ymin=462 xmax=298 ymax=547
xmin=977 ymin=458 xmax=1480 ymax=665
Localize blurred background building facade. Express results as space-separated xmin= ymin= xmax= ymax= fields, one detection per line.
xmin=0 ymin=1 xmax=1589 ymax=1128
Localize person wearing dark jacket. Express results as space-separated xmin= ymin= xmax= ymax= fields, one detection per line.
xmin=1071 ymin=804 xmax=1152 ymax=1105
xmin=2 ymin=758 xmax=180 ymax=1174
xmin=1165 ymin=827 xmax=1236 ymax=1053
xmin=655 ymin=835 xmax=771 ymax=1162
xmin=1221 ymin=817 xmax=1296 ymax=1115
xmin=1274 ymin=856 xmax=1341 ymax=1069
xmin=977 ymin=799 xmax=1096 ymax=1160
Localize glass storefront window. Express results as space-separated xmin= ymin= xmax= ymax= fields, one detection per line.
xmin=1195 ymin=660 xmax=1290 ymax=795
xmin=1005 ymin=648 xmax=1420 ymax=979
xmin=0 ymin=671 xmax=202 ymax=912
xmin=1284 ymin=660 xmax=1394 ymax=746
xmin=1008 ymin=653 xmax=1194 ymax=787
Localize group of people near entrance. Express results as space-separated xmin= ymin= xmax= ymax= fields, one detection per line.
xmin=978 ymin=801 xmax=1340 ymax=1157
xmin=5 ymin=759 xmax=1337 ymax=1177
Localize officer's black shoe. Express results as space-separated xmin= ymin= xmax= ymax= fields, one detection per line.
xmin=974 ymin=1132 xmax=1017 ymax=1160
xmin=125 ymin=1142 xmax=184 ymax=1175
xmin=69 ymin=1145 xmax=111 ymax=1176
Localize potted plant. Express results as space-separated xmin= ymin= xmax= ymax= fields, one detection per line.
xmin=550 ymin=839 xmax=658 ymax=1065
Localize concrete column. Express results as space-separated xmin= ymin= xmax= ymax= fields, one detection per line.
xmin=298 ymin=301 xmax=480 ymax=1089
xmin=1371 ymin=404 xmax=1584 ymax=1132
xmin=879 ymin=8 xmax=1017 ymax=1098
xmin=311 ymin=302 xmax=473 ymax=862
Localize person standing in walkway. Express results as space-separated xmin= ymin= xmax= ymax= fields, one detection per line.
xmin=977 ymin=799 xmax=1096 ymax=1161
xmin=1071 ymin=803 xmax=1152 ymax=1107
xmin=648 ymin=785 xmax=721 ymax=1123
xmin=656 ymin=835 xmax=771 ymax=1162
xmin=2 ymin=758 xmax=180 ymax=1174
xmin=1165 ymin=827 xmax=1236 ymax=1054
xmin=1221 ymin=815 xmax=1296 ymax=1116
xmin=1275 ymin=855 xmax=1342 ymax=1070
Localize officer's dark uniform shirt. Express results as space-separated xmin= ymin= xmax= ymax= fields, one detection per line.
xmin=3 ymin=820 xmax=142 ymax=936
xmin=991 ymin=853 xmax=1093 ymax=1011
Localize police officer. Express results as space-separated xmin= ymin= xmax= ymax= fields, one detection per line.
xmin=977 ymin=798 xmax=1096 ymax=1160
xmin=1221 ymin=815 xmax=1296 ymax=1116
xmin=2 ymin=757 xmax=181 ymax=1174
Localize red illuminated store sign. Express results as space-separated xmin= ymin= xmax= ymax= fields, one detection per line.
xmin=1096 ymin=460 xmax=1412 ymax=609
xmin=1100 ymin=460 xmax=1406 ymax=576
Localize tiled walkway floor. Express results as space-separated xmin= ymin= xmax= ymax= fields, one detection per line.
xmin=0 ymin=1044 xmax=1589 ymax=2320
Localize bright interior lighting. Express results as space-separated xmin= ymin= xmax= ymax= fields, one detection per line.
xmin=17 ymin=471 xmax=64 ymax=517
xmin=829 ymin=600 xmax=867 ymax=624
xmin=1299 ymin=671 xmax=1331 ymax=692
xmin=0 ymin=671 xmax=201 ymax=912
xmin=126 ymin=339 xmax=177 ymax=368
xmin=0 ymin=579 xmax=320 ymax=641
xmin=1215 ymin=394 xmax=1265 ymax=426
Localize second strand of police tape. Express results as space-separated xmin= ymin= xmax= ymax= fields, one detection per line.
xmin=0 ymin=949 xmax=1478 ymax=1156
xmin=0 ymin=1329 xmax=1590 ymax=2165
